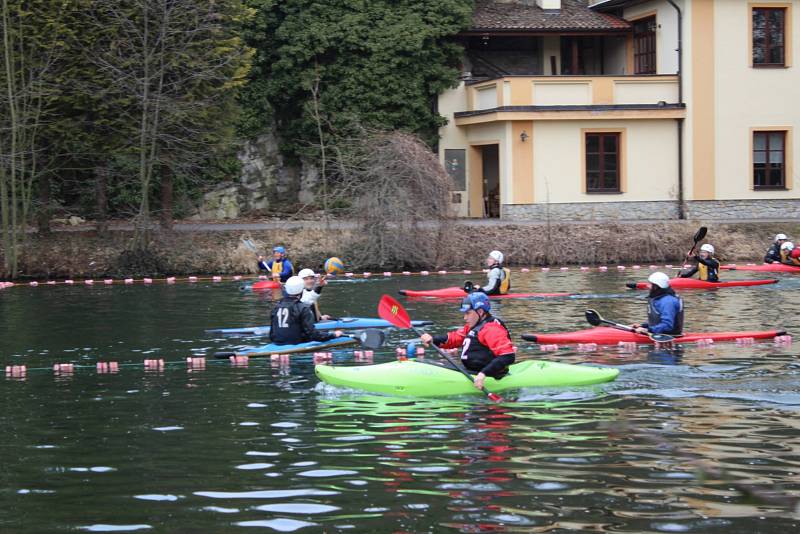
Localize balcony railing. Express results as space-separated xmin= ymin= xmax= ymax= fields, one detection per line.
xmin=467 ymin=75 xmax=680 ymax=111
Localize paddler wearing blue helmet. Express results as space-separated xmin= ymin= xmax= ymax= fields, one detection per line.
xmin=258 ymin=246 xmax=294 ymax=282
xmin=419 ymin=292 xmax=515 ymax=390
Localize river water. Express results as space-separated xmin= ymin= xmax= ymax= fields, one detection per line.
xmin=2 ymin=270 xmax=799 ymax=532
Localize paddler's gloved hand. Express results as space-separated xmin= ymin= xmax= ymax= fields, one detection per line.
xmin=463 ymin=280 xmax=474 ymax=293
xmin=419 ymin=333 xmax=433 ymax=346
xmin=333 ymin=330 xmax=343 ymax=338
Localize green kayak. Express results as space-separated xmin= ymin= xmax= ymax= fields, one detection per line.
xmin=315 ymin=359 xmax=619 ymax=397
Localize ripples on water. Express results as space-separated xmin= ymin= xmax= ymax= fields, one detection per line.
xmin=1 ymin=271 xmax=799 ymax=532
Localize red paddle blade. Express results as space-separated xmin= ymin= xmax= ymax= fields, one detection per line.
xmin=378 ymin=294 xmax=412 ymax=329
xmin=487 ymin=392 xmax=502 ymax=402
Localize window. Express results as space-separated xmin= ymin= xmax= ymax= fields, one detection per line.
xmin=753 ymin=131 xmax=786 ymax=189
xmin=586 ymin=133 xmax=620 ymax=193
xmin=753 ymin=8 xmax=786 ymax=66
xmin=633 ymin=16 xmax=657 ymax=74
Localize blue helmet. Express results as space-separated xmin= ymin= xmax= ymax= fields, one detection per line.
xmin=273 ymin=246 xmax=286 ymax=255
xmin=460 ymin=292 xmax=491 ymax=313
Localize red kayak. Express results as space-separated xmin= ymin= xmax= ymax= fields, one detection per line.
xmin=626 ymin=278 xmax=778 ymax=290
xmin=521 ymin=326 xmax=786 ymax=345
xmin=399 ymin=286 xmax=572 ymax=299
xmin=251 ymin=280 xmax=281 ymax=290
xmin=721 ymin=263 xmax=800 ymax=273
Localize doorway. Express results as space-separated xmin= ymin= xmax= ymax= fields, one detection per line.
xmin=481 ymin=144 xmax=500 ymax=218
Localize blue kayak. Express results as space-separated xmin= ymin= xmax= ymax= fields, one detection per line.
xmin=207 ymin=317 xmax=432 ymax=336
xmin=215 ymin=337 xmax=358 ymax=358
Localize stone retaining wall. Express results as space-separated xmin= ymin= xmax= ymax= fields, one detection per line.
xmin=503 ymin=199 xmax=800 ymax=221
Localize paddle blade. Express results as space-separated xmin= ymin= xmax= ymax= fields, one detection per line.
xmin=487 ymin=392 xmax=503 ymax=402
xmin=693 ymin=226 xmax=708 ymax=243
xmin=585 ymin=309 xmax=602 ymax=326
xmin=358 ymin=329 xmax=386 ymax=349
xmin=651 ymin=333 xmax=675 ymax=343
xmin=378 ymin=295 xmax=412 ymax=329
xmin=242 ymin=238 xmax=258 ymax=253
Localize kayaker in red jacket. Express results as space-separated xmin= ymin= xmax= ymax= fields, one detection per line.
xmin=420 ymin=292 xmax=515 ymax=390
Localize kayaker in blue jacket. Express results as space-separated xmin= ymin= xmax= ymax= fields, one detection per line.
xmin=258 ymin=246 xmax=294 ymax=282
xmin=269 ymin=276 xmax=342 ymax=345
xmin=631 ymin=272 xmax=684 ymax=336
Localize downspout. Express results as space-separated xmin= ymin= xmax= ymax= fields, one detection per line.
xmin=666 ymin=0 xmax=685 ymax=219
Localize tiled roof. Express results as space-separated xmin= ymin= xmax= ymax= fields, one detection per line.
xmin=468 ymin=0 xmax=631 ymax=32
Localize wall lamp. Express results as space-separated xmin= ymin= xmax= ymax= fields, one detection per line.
xmin=520 ymin=130 xmax=529 ymax=142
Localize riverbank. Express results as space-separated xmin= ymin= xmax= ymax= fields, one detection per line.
xmin=4 ymin=219 xmax=799 ymax=279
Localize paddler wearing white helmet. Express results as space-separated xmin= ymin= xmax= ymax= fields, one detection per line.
xmin=464 ymin=250 xmax=511 ymax=296
xmin=269 ymin=275 xmax=343 ymax=345
xmin=780 ymin=241 xmax=800 ymax=266
xmin=631 ymin=272 xmax=685 ymax=336
xmin=765 ymin=233 xmax=789 ymax=264
xmin=298 ymin=268 xmax=330 ymax=321
xmin=679 ymin=242 xmax=720 ymax=282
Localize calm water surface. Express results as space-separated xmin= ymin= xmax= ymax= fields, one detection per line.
xmin=2 ymin=270 xmax=799 ymax=532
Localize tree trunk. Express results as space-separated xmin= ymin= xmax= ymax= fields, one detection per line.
xmin=159 ymin=163 xmax=173 ymax=230
xmin=95 ymin=163 xmax=109 ymax=236
xmin=36 ymin=169 xmax=51 ymax=234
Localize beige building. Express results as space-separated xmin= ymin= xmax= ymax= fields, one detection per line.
xmin=438 ymin=0 xmax=799 ymax=220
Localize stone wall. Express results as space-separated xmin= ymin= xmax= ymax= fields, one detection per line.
xmin=502 ymin=200 xmax=680 ymax=221
xmin=192 ymin=132 xmax=318 ymax=220
xmin=684 ymin=199 xmax=800 ymax=220
xmin=503 ymin=199 xmax=800 ymax=221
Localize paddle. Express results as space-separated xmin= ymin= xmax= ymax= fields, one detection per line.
xmin=378 ymin=294 xmax=503 ymax=402
xmin=685 ymin=226 xmax=708 ymax=261
xmin=213 ymin=329 xmax=386 ymax=359
xmin=585 ymin=309 xmax=674 ymax=343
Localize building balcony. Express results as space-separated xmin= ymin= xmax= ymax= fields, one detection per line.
xmin=453 ymin=75 xmax=684 ymax=124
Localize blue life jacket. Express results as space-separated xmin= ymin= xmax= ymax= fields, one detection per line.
xmin=646 ymin=292 xmax=684 ymax=335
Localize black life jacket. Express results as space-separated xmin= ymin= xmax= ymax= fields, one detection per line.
xmin=269 ymin=297 xmax=307 ymax=344
xmin=460 ymin=316 xmax=509 ymax=373
xmin=647 ymin=290 xmax=685 ymax=336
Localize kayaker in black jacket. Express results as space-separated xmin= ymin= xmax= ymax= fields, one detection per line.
xmin=269 ymin=276 xmax=343 ymax=345
xmin=765 ymin=233 xmax=789 ymax=263
xmin=679 ymin=243 xmax=720 ymax=282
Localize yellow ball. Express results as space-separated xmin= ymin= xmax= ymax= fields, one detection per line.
xmin=324 ymin=257 xmax=345 ymax=274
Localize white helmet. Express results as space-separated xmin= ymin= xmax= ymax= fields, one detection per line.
xmin=648 ymin=272 xmax=671 ymax=289
xmin=775 ymin=233 xmax=788 ymax=241
xmin=298 ymin=268 xmax=316 ymax=279
xmin=781 ymin=241 xmax=794 ymax=251
xmin=700 ymin=244 xmax=715 ymax=255
xmin=284 ymin=276 xmax=305 ymax=295
xmin=488 ymin=250 xmax=504 ymax=264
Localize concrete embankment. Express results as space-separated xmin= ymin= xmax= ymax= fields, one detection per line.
xmin=4 ymin=219 xmax=799 ymax=279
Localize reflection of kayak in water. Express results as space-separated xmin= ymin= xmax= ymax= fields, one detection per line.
xmin=721 ymin=263 xmax=800 ymax=273
xmin=315 ymin=359 xmax=619 ymax=397
xmin=521 ymin=327 xmax=787 ymax=345
xmin=215 ymin=337 xmax=358 ymax=358
xmin=626 ymin=278 xmax=778 ymax=290
xmin=399 ymin=286 xmax=573 ymax=299
xmin=206 ymin=317 xmax=434 ymax=336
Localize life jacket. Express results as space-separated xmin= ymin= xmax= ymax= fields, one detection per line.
xmin=269 ymin=298 xmax=307 ymax=344
xmin=460 ymin=316 xmax=510 ymax=374
xmin=697 ymin=258 xmax=719 ymax=282
xmin=271 ymin=259 xmax=293 ymax=280
xmin=488 ymin=265 xmax=511 ymax=295
xmin=647 ymin=293 xmax=684 ymax=336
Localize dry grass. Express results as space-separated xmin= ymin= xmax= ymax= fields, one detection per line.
xmin=5 ymin=220 xmax=799 ymax=279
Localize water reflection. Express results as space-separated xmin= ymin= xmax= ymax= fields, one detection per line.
xmin=1 ymin=270 xmax=799 ymax=532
